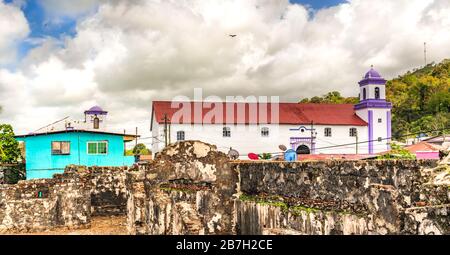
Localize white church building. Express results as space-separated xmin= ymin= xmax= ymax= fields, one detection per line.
xmin=150 ymin=67 xmax=392 ymax=157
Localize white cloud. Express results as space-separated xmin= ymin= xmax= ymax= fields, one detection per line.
xmin=0 ymin=1 xmax=29 ymax=64
xmin=1 ymin=0 xmax=450 ymax=146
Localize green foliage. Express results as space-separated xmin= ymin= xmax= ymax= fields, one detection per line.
xmin=300 ymin=91 xmax=359 ymax=104
xmin=258 ymin=153 xmax=272 ymax=160
xmin=131 ymin=143 xmax=151 ymax=155
xmin=0 ymin=124 xmax=21 ymax=163
xmin=387 ymin=59 xmax=450 ymax=140
xmin=377 ymin=144 xmax=416 ymax=160
xmin=125 ymin=149 xmax=134 ymax=156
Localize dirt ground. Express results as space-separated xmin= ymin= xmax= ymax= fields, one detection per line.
xmin=4 ymin=215 xmax=128 ymax=235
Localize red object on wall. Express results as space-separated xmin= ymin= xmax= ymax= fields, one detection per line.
xmin=248 ymin=153 xmax=259 ymax=160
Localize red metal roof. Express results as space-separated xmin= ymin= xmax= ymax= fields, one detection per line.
xmin=152 ymin=101 xmax=367 ymax=126
xmin=405 ymin=142 xmax=441 ymax=153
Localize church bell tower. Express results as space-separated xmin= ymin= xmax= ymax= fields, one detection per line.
xmin=84 ymin=106 xmax=108 ymax=131
xmin=355 ymin=66 xmax=392 ymax=154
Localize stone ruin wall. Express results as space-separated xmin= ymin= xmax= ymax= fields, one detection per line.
xmin=65 ymin=165 xmax=130 ymax=216
xmin=126 ymin=141 xmax=238 ymax=235
xmin=0 ymin=165 xmax=135 ymax=233
xmin=235 ymin=161 xmax=449 ymax=235
xmin=0 ymin=171 xmax=91 ymax=233
xmin=0 ymin=141 xmax=448 ymax=234
xmin=126 ymin=141 xmax=449 ymax=235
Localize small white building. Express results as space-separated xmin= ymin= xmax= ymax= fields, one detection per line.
xmin=150 ymin=68 xmax=392 ymax=157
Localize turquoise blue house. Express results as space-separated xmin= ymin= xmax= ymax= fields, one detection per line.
xmin=15 ymin=106 xmax=137 ymax=179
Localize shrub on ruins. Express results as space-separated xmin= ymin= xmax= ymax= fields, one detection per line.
xmin=377 ymin=144 xmax=416 ymax=160
xmin=0 ymin=124 xmax=21 ymax=163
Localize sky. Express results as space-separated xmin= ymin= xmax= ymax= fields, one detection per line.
xmin=1 ymin=0 xmax=450 ymax=146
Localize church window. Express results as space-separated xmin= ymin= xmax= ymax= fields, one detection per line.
xmin=375 ymin=87 xmax=380 ymax=99
xmin=324 ymin=128 xmax=332 ymax=137
xmin=177 ymin=131 xmax=185 ymax=141
xmin=349 ymin=128 xmax=357 ymax=137
xmin=378 ymin=118 xmax=382 ymax=123
xmin=261 ymin=127 xmax=269 ymax=137
xmin=378 ymin=137 xmax=382 ymax=142
xmin=363 ymin=88 xmax=367 ymax=100
xmin=223 ymin=127 xmax=231 ymax=137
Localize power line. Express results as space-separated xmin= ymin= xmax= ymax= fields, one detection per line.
xmin=213 ymin=126 xmax=449 ymax=157
xmin=314 ymin=126 xmax=448 ymax=151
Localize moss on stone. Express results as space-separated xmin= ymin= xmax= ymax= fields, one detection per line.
xmin=239 ymin=193 xmax=371 ymax=218
xmin=290 ymin=205 xmax=320 ymax=215
xmin=239 ymin=194 xmax=288 ymax=210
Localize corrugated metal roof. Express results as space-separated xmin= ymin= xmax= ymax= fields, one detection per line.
xmin=151 ymin=101 xmax=368 ymax=127
xmin=405 ymin=142 xmax=441 ymax=153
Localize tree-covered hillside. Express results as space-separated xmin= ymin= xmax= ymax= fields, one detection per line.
xmin=300 ymin=59 xmax=450 ymax=141
xmin=300 ymin=91 xmax=359 ymax=104
xmin=387 ymin=59 xmax=450 ymax=140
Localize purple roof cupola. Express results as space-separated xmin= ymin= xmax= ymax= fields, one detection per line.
xmin=84 ymin=106 xmax=108 ymax=115
xmin=359 ymin=66 xmax=387 ymax=86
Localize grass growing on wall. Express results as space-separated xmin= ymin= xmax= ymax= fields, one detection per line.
xmin=239 ymin=193 xmax=367 ymax=217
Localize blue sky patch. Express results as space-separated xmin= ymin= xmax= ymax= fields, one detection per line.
xmin=290 ymin=0 xmax=346 ymax=9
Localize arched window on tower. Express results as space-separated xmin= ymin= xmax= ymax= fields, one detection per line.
xmin=93 ymin=116 xmax=100 ymax=129
xmin=363 ymin=88 xmax=367 ymax=100
xmin=375 ymin=87 xmax=380 ymax=99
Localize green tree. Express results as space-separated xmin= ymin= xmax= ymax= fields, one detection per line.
xmin=132 ymin=143 xmax=151 ymax=155
xmin=0 ymin=124 xmax=21 ymax=163
xmin=300 ymin=91 xmax=358 ymax=104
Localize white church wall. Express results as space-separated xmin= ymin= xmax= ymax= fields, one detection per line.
xmin=151 ymin=115 xmax=371 ymax=157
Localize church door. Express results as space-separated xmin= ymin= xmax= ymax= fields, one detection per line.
xmin=296 ymin=145 xmax=311 ymax=155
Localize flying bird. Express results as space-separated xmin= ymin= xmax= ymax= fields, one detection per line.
xmin=229 ymin=34 xmax=237 ymax=38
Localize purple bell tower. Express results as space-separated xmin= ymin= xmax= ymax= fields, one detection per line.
xmin=84 ymin=106 xmax=108 ymax=130
xmin=355 ymin=66 xmax=392 ymax=154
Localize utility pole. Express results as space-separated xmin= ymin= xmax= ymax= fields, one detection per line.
xmin=162 ymin=113 xmax=170 ymax=147
xmin=135 ymin=127 xmax=138 ymax=148
xmin=168 ymin=122 xmax=171 ymax=145
xmin=424 ymin=42 xmax=427 ymax=66
xmin=310 ymin=121 xmax=314 ymax=154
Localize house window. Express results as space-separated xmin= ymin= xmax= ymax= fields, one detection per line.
xmin=261 ymin=127 xmax=269 ymax=137
xmin=223 ymin=127 xmax=231 ymax=137
xmin=177 ymin=131 xmax=185 ymax=141
xmin=378 ymin=118 xmax=382 ymax=123
xmin=349 ymin=128 xmax=357 ymax=137
xmin=324 ymin=128 xmax=332 ymax=137
xmin=87 ymin=141 xmax=108 ymax=155
xmin=51 ymin=141 xmax=70 ymax=155
xmin=375 ymin=87 xmax=380 ymax=99
xmin=363 ymin=88 xmax=367 ymax=100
